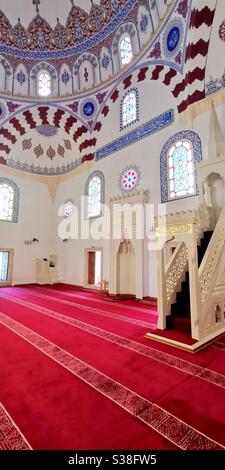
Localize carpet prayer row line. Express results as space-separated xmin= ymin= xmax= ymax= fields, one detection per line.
xmin=0 ymin=286 xmax=225 ymax=450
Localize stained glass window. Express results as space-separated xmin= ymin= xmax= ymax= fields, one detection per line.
xmin=168 ymin=140 xmax=196 ymax=199
xmin=88 ymin=176 xmax=101 ymax=218
xmin=122 ymin=91 xmax=137 ymax=128
xmin=0 ymin=252 xmax=9 ymax=282
xmin=120 ymin=167 xmax=140 ymax=192
xmin=85 ymin=171 xmax=105 ymax=219
xmin=38 ymin=71 xmax=51 ymax=97
xmin=120 ymin=35 xmax=133 ymax=66
xmin=64 ymin=201 xmax=74 ymax=217
xmin=0 ymin=183 xmax=14 ymax=221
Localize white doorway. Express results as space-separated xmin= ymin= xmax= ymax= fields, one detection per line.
xmin=0 ymin=249 xmax=13 ymax=286
xmin=95 ymin=250 xmax=101 ymax=285
xmin=85 ymin=248 xmax=103 ymax=287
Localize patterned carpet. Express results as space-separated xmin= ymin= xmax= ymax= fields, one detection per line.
xmin=0 ymin=285 xmax=225 ymax=450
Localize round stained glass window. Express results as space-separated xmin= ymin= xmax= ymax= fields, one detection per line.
xmin=121 ymin=168 xmax=139 ymax=191
xmin=64 ymin=200 xmax=74 ymax=217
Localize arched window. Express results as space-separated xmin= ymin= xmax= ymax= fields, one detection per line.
xmin=121 ymin=89 xmax=138 ymax=129
xmin=0 ymin=178 xmax=19 ymax=222
xmin=168 ymin=140 xmax=195 ymax=199
xmin=38 ymin=71 xmax=52 ymax=97
xmin=119 ymin=35 xmax=133 ymax=66
xmin=85 ymin=171 xmax=105 ymax=219
xmin=160 ymin=131 xmax=202 ymax=203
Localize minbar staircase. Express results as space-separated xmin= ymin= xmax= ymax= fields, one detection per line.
xmin=167 ymin=231 xmax=213 ymax=335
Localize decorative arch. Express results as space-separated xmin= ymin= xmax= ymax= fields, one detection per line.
xmin=112 ymin=22 xmax=139 ymax=73
xmin=0 ymin=177 xmax=20 ymax=223
xmin=0 ymin=56 xmax=13 ymax=93
xmin=85 ymin=170 xmax=105 ymax=218
xmin=74 ymin=53 xmax=100 ymax=91
xmin=14 ymin=63 xmax=29 ymax=96
xmin=160 ymin=130 xmax=202 ymax=202
xmin=60 ymin=63 xmax=73 ymax=95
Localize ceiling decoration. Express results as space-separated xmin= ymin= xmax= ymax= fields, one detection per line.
xmin=0 ymin=0 xmax=134 ymax=59
xmin=36 ymin=124 xmax=58 ymax=137
xmin=148 ymin=0 xmax=188 ymax=72
xmin=219 ymin=20 xmax=225 ymax=42
xmin=22 ymin=138 xmax=32 ymax=150
xmin=0 ymin=0 xmax=170 ymax=96
xmin=0 ymin=1 xmax=219 ymax=176
xmin=205 ymin=71 xmax=225 ymax=97
xmin=34 ymin=143 xmax=44 ymax=158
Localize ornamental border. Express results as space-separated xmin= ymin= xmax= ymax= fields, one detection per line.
xmin=96 ymin=109 xmax=174 ymax=161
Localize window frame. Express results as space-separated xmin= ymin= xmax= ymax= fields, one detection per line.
xmin=160 ymin=131 xmax=203 ymax=203
xmin=119 ymin=34 xmax=133 ymax=67
xmin=37 ymin=70 xmax=52 ymax=98
xmin=120 ymin=88 xmax=139 ymax=131
xmin=63 ymin=200 xmax=74 ymax=218
xmin=85 ymin=171 xmax=105 ymax=220
xmin=0 ymin=248 xmax=14 ymax=286
xmin=167 ymin=139 xmax=196 ymax=201
xmin=0 ymin=178 xmax=20 ymax=223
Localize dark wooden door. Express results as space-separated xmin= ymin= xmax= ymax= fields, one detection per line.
xmin=88 ymin=251 xmax=96 ymax=284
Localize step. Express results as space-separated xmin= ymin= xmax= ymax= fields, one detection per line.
xmin=146 ymin=328 xmax=196 ymax=347
xmin=176 ymin=290 xmax=190 ymax=304
xmin=181 ymin=279 xmax=190 ymax=294
xmin=170 ymin=316 xmax=191 ymax=335
xmin=198 ymin=231 xmax=213 ymax=265
xmin=140 ymin=298 xmax=158 ymax=307
xmin=171 ymin=302 xmax=190 ymax=317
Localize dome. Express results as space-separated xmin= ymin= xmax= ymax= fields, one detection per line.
xmin=0 ymin=0 xmax=171 ymax=97
xmin=1 ymin=0 xmax=213 ymax=177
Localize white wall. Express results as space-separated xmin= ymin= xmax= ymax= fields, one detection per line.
xmin=0 ymin=171 xmax=54 ymax=284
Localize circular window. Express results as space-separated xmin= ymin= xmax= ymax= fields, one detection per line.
xmin=120 ymin=166 xmax=141 ymax=192
xmin=64 ymin=200 xmax=74 ymax=217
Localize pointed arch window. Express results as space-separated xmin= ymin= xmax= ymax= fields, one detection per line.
xmin=160 ymin=131 xmax=202 ymax=202
xmin=85 ymin=171 xmax=105 ymax=219
xmin=168 ymin=140 xmax=195 ymax=199
xmin=0 ymin=178 xmax=19 ymax=222
xmin=122 ymin=91 xmax=136 ymax=128
xmin=120 ymin=35 xmax=133 ymax=66
xmin=121 ymin=89 xmax=139 ymax=130
xmin=38 ymin=71 xmax=52 ymax=97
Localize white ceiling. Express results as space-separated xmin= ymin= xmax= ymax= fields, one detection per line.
xmin=0 ymin=0 xmax=101 ymax=27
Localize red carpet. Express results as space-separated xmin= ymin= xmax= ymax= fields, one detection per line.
xmin=148 ymin=328 xmax=197 ymax=345
xmin=0 ymin=285 xmax=225 ymax=450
